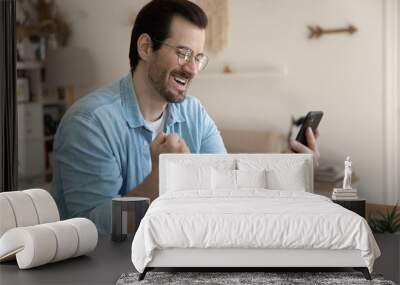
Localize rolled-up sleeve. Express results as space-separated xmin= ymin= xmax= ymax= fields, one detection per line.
xmin=54 ymin=114 xmax=122 ymax=233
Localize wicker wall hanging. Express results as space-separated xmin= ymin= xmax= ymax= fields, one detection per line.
xmin=195 ymin=0 xmax=229 ymax=54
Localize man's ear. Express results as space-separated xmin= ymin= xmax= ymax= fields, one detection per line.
xmin=137 ymin=34 xmax=153 ymax=62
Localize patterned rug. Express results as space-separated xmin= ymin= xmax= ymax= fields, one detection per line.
xmin=116 ymin=271 xmax=396 ymax=285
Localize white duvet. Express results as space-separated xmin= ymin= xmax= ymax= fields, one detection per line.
xmin=131 ymin=190 xmax=380 ymax=273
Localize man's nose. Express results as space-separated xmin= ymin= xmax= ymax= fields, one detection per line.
xmin=182 ymin=57 xmax=198 ymax=77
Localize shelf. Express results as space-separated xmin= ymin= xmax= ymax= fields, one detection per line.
xmin=197 ymin=72 xmax=286 ymax=79
xmin=197 ymin=67 xmax=287 ymax=79
xmin=17 ymin=61 xmax=43 ymax=70
xmin=196 ymin=64 xmax=287 ymax=79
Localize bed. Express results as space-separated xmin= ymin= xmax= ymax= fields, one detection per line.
xmin=131 ymin=154 xmax=380 ymax=280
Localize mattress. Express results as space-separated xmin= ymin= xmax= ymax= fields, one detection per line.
xmin=131 ymin=190 xmax=380 ymax=273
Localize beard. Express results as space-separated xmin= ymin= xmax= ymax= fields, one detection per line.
xmin=147 ymin=58 xmax=192 ymax=104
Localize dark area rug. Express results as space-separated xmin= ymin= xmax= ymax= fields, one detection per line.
xmin=116 ymin=271 xmax=396 ymax=285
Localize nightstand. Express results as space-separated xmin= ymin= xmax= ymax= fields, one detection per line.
xmin=332 ymin=198 xmax=366 ymax=218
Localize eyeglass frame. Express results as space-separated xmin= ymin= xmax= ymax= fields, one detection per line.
xmin=151 ymin=38 xmax=209 ymax=72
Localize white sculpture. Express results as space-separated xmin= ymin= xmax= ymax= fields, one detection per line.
xmin=342 ymin=156 xmax=352 ymax=189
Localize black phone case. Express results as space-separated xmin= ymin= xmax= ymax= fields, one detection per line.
xmin=295 ymin=111 xmax=323 ymax=147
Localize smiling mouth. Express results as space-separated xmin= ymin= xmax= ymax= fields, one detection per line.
xmin=172 ymin=74 xmax=189 ymax=87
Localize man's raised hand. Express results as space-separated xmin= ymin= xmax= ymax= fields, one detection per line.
xmin=150 ymin=132 xmax=190 ymax=171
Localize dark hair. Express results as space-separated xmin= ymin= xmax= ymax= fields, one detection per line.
xmin=129 ymin=0 xmax=208 ymax=72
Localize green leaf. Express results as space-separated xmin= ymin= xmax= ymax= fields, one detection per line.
xmin=368 ymin=201 xmax=400 ymax=233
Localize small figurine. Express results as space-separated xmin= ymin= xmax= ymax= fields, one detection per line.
xmin=342 ymin=156 xmax=352 ymax=189
xmin=332 ymin=156 xmax=357 ymax=200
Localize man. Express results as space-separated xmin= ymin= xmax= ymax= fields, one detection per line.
xmin=52 ymin=0 xmax=320 ymax=233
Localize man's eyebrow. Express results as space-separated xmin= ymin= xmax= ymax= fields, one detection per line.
xmin=176 ymin=45 xmax=192 ymax=51
xmin=176 ymin=45 xmax=204 ymax=55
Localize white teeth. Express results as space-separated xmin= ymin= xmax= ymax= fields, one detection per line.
xmin=173 ymin=76 xmax=187 ymax=85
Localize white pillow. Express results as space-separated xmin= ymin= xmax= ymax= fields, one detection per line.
xmin=212 ymin=169 xmax=268 ymax=190
xmin=212 ymin=168 xmax=237 ymax=190
xmin=237 ymin=159 xmax=307 ymax=191
xmin=237 ymin=169 xmax=267 ymax=189
xmin=167 ymin=163 xmax=212 ymax=191
xmin=266 ymin=162 xmax=307 ymax=191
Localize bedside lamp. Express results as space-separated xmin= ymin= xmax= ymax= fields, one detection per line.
xmin=44 ymin=47 xmax=93 ymax=107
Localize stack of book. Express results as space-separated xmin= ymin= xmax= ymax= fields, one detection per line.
xmin=332 ymin=187 xmax=358 ymax=200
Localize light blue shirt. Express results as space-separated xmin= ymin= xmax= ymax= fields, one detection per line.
xmin=52 ymin=73 xmax=226 ymax=233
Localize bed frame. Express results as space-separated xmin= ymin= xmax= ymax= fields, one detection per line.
xmin=139 ymin=248 xmax=371 ymax=280
xmin=138 ymin=154 xmax=372 ymax=281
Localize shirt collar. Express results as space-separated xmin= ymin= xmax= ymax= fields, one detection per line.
xmin=165 ymin=100 xmax=185 ymax=127
xmin=120 ymin=72 xmax=185 ymax=129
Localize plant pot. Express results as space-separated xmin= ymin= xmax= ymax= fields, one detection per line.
xmin=373 ymin=233 xmax=400 ymax=284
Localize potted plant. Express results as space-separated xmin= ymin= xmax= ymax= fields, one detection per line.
xmin=368 ymin=203 xmax=400 ymax=284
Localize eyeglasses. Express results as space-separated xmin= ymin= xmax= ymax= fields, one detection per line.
xmin=152 ymin=38 xmax=209 ymax=72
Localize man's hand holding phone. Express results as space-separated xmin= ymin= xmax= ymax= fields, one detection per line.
xmin=290 ymin=127 xmax=321 ymax=167
xmin=290 ymin=111 xmax=323 ymax=167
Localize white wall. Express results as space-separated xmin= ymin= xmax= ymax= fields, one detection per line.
xmin=56 ymin=0 xmax=398 ymax=205
xmin=56 ymin=0 xmax=146 ymax=87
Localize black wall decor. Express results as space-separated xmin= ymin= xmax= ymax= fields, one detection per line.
xmin=0 ymin=0 xmax=18 ymax=192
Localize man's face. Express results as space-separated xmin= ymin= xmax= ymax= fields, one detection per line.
xmin=147 ymin=16 xmax=206 ymax=103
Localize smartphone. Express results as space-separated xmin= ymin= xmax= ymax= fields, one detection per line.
xmin=295 ymin=111 xmax=323 ymax=147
